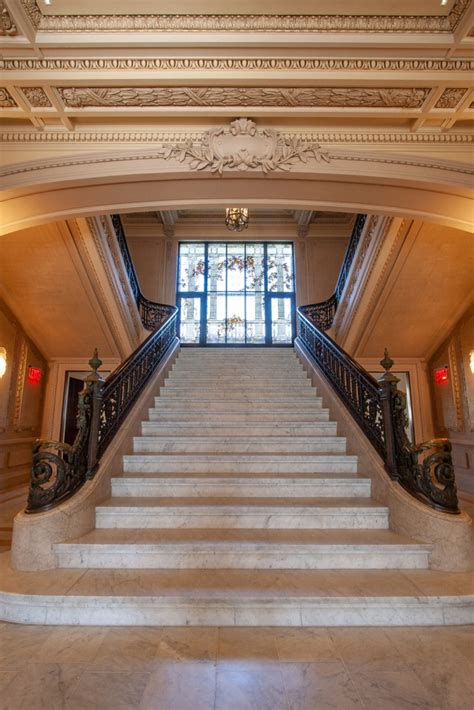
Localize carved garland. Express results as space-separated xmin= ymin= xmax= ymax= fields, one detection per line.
xmin=56 ymin=86 xmax=430 ymax=109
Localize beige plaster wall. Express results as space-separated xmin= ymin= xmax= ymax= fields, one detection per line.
xmin=0 ymin=299 xmax=47 ymax=497
xmin=126 ymin=230 xmax=349 ymax=310
xmin=303 ymin=237 xmax=349 ymax=304
xmin=429 ymin=304 xmax=474 ymax=495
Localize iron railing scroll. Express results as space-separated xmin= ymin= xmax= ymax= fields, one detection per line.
xmin=111 ymin=214 xmax=171 ymax=331
xmin=297 ymin=317 xmax=459 ymax=515
xmin=305 ymin=213 xmax=367 ymax=331
xmin=26 ymin=310 xmax=178 ymax=514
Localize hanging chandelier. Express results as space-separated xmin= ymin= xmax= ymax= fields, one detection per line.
xmin=225 ymin=207 xmax=249 ymax=232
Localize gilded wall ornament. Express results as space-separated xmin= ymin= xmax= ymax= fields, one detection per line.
xmin=57 ymin=86 xmax=430 ymax=109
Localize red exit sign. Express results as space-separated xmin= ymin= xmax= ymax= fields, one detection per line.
xmin=434 ymin=367 xmax=449 ymax=385
xmin=28 ymin=366 xmax=42 ymax=385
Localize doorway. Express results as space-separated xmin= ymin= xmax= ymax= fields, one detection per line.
xmin=177 ymin=242 xmax=295 ymax=346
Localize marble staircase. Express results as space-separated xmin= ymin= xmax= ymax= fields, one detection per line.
xmin=3 ymin=348 xmax=472 ymax=626
xmin=55 ymin=348 xmax=429 ymax=572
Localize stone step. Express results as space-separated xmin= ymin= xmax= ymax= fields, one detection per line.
xmin=123 ymin=454 xmax=358 ymax=474
xmin=152 ymin=398 xmax=324 ymax=410
xmin=132 ymin=436 xmax=347 ymax=455
xmin=158 ymin=389 xmax=318 ymax=400
xmin=171 ymin=369 xmax=307 ymax=378
xmin=2 ymin=555 xmax=471 ymax=626
xmin=163 ymin=382 xmax=314 ymax=392
xmin=141 ymin=422 xmax=338 ymax=436
xmin=148 ymin=410 xmax=331 ymax=422
xmin=96 ymin=497 xmax=387 ymax=529
xmin=111 ymin=475 xmax=370 ymax=498
xmin=53 ymin=529 xmax=430 ymax=570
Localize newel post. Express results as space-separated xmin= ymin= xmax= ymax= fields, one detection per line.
xmin=84 ymin=349 xmax=105 ymax=479
xmin=378 ymin=349 xmax=400 ymax=480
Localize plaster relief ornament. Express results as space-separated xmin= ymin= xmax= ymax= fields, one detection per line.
xmin=0 ymin=88 xmax=17 ymax=108
xmin=162 ymin=118 xmax=330 ymax=174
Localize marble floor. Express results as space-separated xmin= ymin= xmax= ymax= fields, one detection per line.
xmin=0 ymin=622 xmax=472 ymax=709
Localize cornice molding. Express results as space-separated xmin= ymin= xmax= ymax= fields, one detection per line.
xmin=2 ymin=130 xmax=473 ymax=145
xmin=56 ymin=86 xmax=430 ymax=109
xmin=19 ymin=0 xmax=470 ymax=33
xmin=3 ymin=57 xmax=473 ymax=73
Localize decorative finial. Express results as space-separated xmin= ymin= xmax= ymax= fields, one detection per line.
xmin=380 ymin=348 xmax=394 ymax=373
xmin=378 ymin=348 xmax=399 ymax=384
xmin=89 ymin=348 xmax=102 ymax=372
xmin=85 ymin=348 xmax=105 ymax=385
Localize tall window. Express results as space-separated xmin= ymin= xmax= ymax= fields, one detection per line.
xmin=177 ymin=242 xmax=295 ymax=346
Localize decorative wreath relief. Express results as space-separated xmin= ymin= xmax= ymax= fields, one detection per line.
xmin=163 ymin=118 xmax=330 ymax=174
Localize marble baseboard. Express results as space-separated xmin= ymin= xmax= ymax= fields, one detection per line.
xmin=0 ymin=591 xmax=472 ymax=627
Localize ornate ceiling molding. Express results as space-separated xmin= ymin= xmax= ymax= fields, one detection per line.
xmin=435 ymin=88 xmax=470 ymax=109
xmin=0 ymin=88 xmax=17 ymax=108
xmin=18 ymin=0 xmax=471 ymax=33
xmin=0 ymin=1 xmax=17 ymax=36
xmin=2 ymin=120 xmax=473 ymax=185
xmin=20 ymin=87 xmax=52 ymax=107
xmin=1 ymin=129 xmax=473 ymax=146
xmin=3 ymin=57 xmax=473 ymax=73
xmin=57 ymin=87 xmax=430 ymax=109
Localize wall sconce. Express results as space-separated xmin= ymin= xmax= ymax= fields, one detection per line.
xmin=470 ymin=350 xmax=474 ymax=375
xmin=0 ymin=347 xmax=6 ymax=378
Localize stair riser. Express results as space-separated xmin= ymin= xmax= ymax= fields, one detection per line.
xmin=96 ymin=510 xmax=388 ymax=529
xmin=122 ymin=458 xmax=358 ymax=474
xmin=148 ymin=411 xmax=331 ymax=422
xmin=2 ymin=594 xmax=469 ymax=627
xmin=141 ymin=424 xmax=337 ymax=436
xmin=111 ymin=480 xmax=371 ymax=498
xmin=132 ymin=438 xmax=347 ymax=455
xmin=54 ymin=548 xmax=429 ymax=570
xmin=158 ymin=393 xmax=318 ymax=401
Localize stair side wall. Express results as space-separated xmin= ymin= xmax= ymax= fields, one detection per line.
xmin=296 ymin=341 xmax=472 ymax=571
xmin=10 ymin=341 xmax=180 ymax=570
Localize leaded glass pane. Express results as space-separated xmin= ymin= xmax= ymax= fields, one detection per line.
xmin=179 ymin=243 xmax=205 ymax=292
xmin=267 ymin=243 xmax=294 ymax=292
xmin=179 ymin=297 xmax=201 ymax=343
xmin=271 ymin=297 xmax=293 ymax=343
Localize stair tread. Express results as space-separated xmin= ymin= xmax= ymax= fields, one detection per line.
xmin=113 ymin=472 xmax=364 ymax=480
xmin=2 ymin=555 xmax=471 ymax=599
xmin=99 ymin=496 xmax=384 ymax=508
xmin=57 ymin=528 xmax=428 ymax=548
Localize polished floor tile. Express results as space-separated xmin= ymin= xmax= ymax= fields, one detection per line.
xmin=0 ymin=624 xmax=472 ymax=709
xmin=140 ymin=662 xmax=216 ymax=710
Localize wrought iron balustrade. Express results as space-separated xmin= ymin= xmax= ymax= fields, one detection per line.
xmin=26 ymin=216 xmax=179 ymax=515
xmin=306 ymin=213 xmax=366 ymax=330
xmin=111 ymin=213 xmax=171 ymax=331
xmin=27 ymin=309 xmax=178 ymax=514
xmin=297 ymin=311 xmax=459 ymax=515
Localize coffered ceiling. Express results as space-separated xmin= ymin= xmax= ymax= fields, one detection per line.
xmin=1 ymin=0 xmax=473 ymax=137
